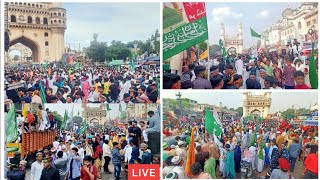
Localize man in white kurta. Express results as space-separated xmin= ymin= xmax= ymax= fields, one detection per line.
xmin=30 ymin=153 xmax=44 ymax=180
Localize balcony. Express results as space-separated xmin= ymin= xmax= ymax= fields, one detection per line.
xmin=9 ymin=22 xmax=49 ymax=29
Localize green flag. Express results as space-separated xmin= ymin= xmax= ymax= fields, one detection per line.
xmin=131 ymin=58 xmax=135 ymax=70
xmin=6 ymin=105 xmax=18 ymax=143
xmin=219 ymin=39 xmax=227 ymax=57
xmin=80 ymin=119 xmax=87 ymax=134
xmin=61 ymin=110 xmax=68 ymax=130
xmin=75 ymin=62 xmax=81 ymax=70
xmin=106 ymin=104 xmax=112 ymax=111
xmin=257 ymin=116 xmax=262 ymax=121
xmin=131 ymin=51 xmax=136 ymax=59
xmin=204 ymin=107 xmax=222 ymax=137
xmin=39 ymin=85 xmax=47 ymax=104
xmin=250 ymin=28 xmax=261 ymax=38
xmin=250 ymin=125 xmax=259 ymax=146
xmin=309 ymin=43 xmax=318 ymax=89
xmin=163 ymin=3 xmax=208 ymax=60
xmin=258 ymin=138 xmax=264 ymax=160
xmin=119 ymin=104 xmax=122 ymax=112
xmin=247 ymin=115 xmax=253 ymax=121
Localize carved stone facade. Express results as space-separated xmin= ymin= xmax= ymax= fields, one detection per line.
xmin=125 ymin=104 xmax=159 ymax=120
xmin=6 ymin=2 xmax=66 ymax=63
xmin=82 ymin=104 xmax=107 ymax=126
xmin=220 ymin=22 xmax=244 ymax=54
xmin=243 ymin=92 xmax=271 ymax=118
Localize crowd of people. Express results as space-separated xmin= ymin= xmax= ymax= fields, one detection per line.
xmin=162 ymin=117 xmax=318 ymax=179
xmin=4 ymin=63 xmax=160 ymax=104
xmin=7 ymin=111 xmax=161 ymax=180
xmin=164 ymin=40 xmax=318 ymax=90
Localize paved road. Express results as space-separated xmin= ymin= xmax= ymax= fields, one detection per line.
xmin=215 ymin=157 xmax=304 ymax=179
xmin=25 ymin=164 xmax=126 ymax=180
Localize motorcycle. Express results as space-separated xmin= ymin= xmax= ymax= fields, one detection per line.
xmin=241 ymin=160 xmax=253 ymax=179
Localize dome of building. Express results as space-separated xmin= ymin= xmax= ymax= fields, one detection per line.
xmin=282 ymin=8 xmax=294 ymax=18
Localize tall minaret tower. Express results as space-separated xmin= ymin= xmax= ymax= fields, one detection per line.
xmin=48 ymin=3 xmax=66 ymax=61
xmin=220 ymin=22 xmax=225 ymax=42
xmin=238 ymin=23 xmax=243 ymax=39
xmin=238 ymin=23 xmax=243 ymax=53
xmin=243 ymin=92 xmax=249 ymax=117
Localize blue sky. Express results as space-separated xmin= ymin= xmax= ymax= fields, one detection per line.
xmin=206 ymin=2 xmax=301 ymax=47
xmin=163 ymin=91 xmax=318 ymax=113
xmin=62 ymin=3 xmax=160 ymax=49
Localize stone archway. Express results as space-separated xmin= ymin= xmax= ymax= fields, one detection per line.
xmin=250 ymin=109 xmax=261 ymax=117
xmin=89 ymin=118 xmax=99 ymax=127
xmin=9 ymin=36 xmax=40 ymax=62
xmin=227 ymin=47 xmax=237 ymax=56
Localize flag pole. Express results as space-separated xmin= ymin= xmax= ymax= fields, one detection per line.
xmin=207 ymin=40 xmax=210 ymax=80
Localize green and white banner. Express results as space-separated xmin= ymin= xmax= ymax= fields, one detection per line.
xmin=163 ymin=2 xmax=208 ymax=60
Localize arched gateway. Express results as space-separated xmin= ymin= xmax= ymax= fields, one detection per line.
xmin=6 ymin=2 xmax=66 ymax=63
xmin=243 ymin=92 xmax=271 ymax=118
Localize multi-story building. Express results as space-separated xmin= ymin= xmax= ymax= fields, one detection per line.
xmin=261 ymin=2 xmax=318 ymax=46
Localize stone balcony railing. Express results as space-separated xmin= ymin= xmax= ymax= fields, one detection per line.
xmin=9 ymin=22 xmax=50 ymax=29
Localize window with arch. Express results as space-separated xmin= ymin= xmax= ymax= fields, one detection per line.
xmin=36 ymin=4 xmax=39 ymax=8
xmin=63 ymin=20 xmax=65 ymax=24
xmin=59 ymin=20 xmax=61 ymax=24
xmin=54 ymin=20 xmax=57 ymax=23
xmin=19 ymin=2 xmax=22 ymax=6
xmin=27 ymin=16 xmax=32 ymax=23
xmin=58 ymin=13 xmax=61 ymax=16
xmin=62 ymin=13 xmax=65 ymax=17
xmin=54 ymin=12 xmax=57 ymax=16
xmin=36 ymin=17 xmax=40 ymax=24
xmin=28 ymin=3 xmax=30 ymax=6
xmin=40 ymin=5 xmax=42 ymax=8
xmin=298 ymin=22 xmax=302 ymax=29
xmin=51 ymin=20 xmax=53 ymax=24
xmin=11 ymin=15 xmax=16 ymax=22
xmin=43 ymin=18 xmax=48 ymax=24
xmin=44 ymin=32 xmax=49 ymax=37
xmin=15 ymin=2 xmax=18 ymax=5
xmin=32 ymin=4 xmax=34 ymax=7
xmin=45 ymin=41 xmax=49 ymax=46
xmin=24 ymin=3 xmax=26 ymax=6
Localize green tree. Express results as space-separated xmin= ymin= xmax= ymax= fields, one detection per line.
xmin=209 ymin=44 xmax=221 ymax=57
xmin=86 ymin=34 xmax=107 ymax=62
xmin=105 ymin=40 xmax=131 ymax=61
xmin=199 ymin=40 xmax=207 ymax=53
xmin=281 ymin=108 xmax=296 ymax=118
xmin=51 ymin=111 xmax=63 ymax=129
xmin=235 ymin=107 xmax=243 ymax=116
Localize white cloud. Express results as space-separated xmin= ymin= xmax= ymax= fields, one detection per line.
xmin=257 ymin=10 xmax=269 ymax=18
xmin=211 ymin=7 xmax=243 ymax=23
xmin=232 ymin=12 xmax=243 ymax=19
xmin=63 ymin=3 xmax=160 ymax=47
